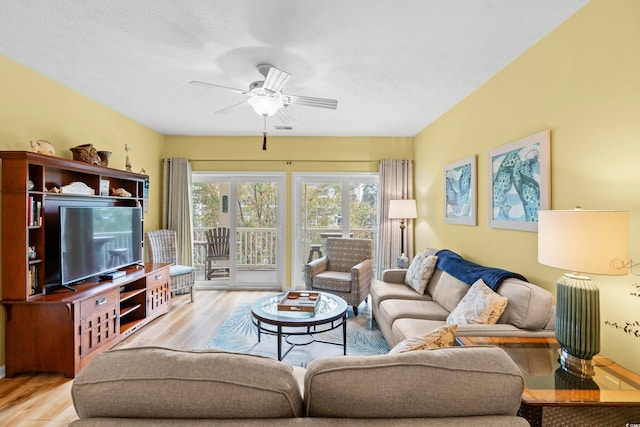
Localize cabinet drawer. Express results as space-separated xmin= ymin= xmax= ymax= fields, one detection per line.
xmin=147 ymin=267 xmax=169 ymax=287
xmin=80 ymin=289 xmax=119 ymax=318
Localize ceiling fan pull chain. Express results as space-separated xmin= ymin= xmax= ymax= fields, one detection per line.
xmin=262 ymin=117 xmax=268 ymax=150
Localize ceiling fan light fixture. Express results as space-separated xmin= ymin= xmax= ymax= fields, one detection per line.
xmin=247 ymin=95 xmax=283 ymax=117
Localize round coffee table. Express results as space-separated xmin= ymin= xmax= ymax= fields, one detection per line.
xmin=251 ymin=292 xmax=348 ymax=361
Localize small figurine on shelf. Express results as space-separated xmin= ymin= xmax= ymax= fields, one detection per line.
xmin=30 ymin=139 xmax=55 ymax=156
xmin=111 ymin=187 xmax=132 ymax=197
xmin=125 ymin=144 xmax=132 ymax=172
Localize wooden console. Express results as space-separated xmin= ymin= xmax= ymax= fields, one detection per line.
xmin=0 ymin=151 xmax=168 ymax=377
xmin=2 ymin=263 xmax=170 ymax=377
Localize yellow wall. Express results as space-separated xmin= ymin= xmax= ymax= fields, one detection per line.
xmin=414 ymin=0 xmax=640 ymax=372
xmin=0 ymin=54 xmax=165 ymax=368
xmin=165 ymin=135 xmax=413 ymax=285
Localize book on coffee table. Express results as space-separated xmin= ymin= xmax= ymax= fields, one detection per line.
xmin=278 ymin=291 xmax=320 ymax=313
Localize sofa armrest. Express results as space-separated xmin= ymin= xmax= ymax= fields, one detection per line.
xmin=544 ymin=306 xmax=556 ymax=330
xmin=381 ymin=268 xmax=408 ymax=284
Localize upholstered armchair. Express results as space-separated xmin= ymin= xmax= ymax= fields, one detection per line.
xmin=144 ymin=229 xmax=196 ymax=302
xmin=305 ymin=238 xmax=374 ymax=316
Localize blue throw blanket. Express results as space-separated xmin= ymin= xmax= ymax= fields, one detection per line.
xmin=435 ymin=249 xmax=527 ymax=290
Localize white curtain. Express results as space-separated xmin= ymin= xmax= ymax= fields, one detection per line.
xmin=378 ymin=159 xmax=414 ymax=276
xmin=162 ymin=158 xmax=194 ymax=266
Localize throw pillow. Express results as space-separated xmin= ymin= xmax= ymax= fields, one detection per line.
xmin=446 ymin=279 xmax=508 ymax=325
xmin=389 ymin=324 xmax=458 ymax=354
xmin=404 ymin=254 xmax=438 ymax=294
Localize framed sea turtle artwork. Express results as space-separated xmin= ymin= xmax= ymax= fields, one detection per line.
xmin=445 ymin=155 xmax=477 ymax=225
xmin=488 ymin=129 xmax=550 ymax=232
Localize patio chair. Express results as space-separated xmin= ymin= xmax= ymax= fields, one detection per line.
xmin=205 ymin=227 xmax=230 ymax=279
xmin=144 ymin=229 xmax=196 ymax=302
xmin=304 ymin=238 xmax=374 ymax=316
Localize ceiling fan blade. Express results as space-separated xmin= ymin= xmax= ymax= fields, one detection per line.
xmin=276 ymin=106 xmax=296 ymax=125
xmin=189 ymin=80 xmax=248 ymax=95
xmin=215 ymin=100 xmax=248 ymax=115
xmin=284 ymin=94 xmax=338 ymax=109
xmin=262 ymin=66 xmax=291 ymax=93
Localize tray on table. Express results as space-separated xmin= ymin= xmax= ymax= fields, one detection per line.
xmin=278 ymin=291 xmax=320 ymax=313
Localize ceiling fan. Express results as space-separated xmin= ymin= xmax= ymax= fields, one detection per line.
xmin=189 ymin=64 xmax=338 ymax=126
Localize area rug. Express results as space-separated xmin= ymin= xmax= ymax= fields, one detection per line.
xmin=207 ymin=302 xmax=390 ymax=366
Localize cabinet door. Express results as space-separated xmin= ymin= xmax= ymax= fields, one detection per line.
xmin=79 ymin=304 xmax=119 ymax=357
xmin=147 ymin=281 xmax=170 ymax=318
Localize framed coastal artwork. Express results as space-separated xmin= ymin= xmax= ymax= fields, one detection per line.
xmin=488 ymin=129 xmax=550 ymax=232
xmin=445 ymin=155 xmax=476 ymax=225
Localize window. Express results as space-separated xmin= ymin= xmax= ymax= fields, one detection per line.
xmin=292 ymin=173 xmax=379 ymax=287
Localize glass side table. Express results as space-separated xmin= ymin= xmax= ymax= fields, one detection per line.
xmin=457 ymin=336 xmax=640 ymax=427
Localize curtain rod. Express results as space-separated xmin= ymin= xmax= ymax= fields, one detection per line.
xmin=187 ymin=159 xmax=380 ymax=163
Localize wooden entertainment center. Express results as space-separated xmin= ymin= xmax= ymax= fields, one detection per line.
xmin=1 ymin=151 xmax=171 ymax=378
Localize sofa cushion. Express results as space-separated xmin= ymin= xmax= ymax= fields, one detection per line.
xmin=446 ymin=279 xmax=508 ymax=325
xmin=312 ymin=271 xmax=352 ymax=292
xmin=304 ymin=346 xmax=524 ymax=418
xmin=428 ymin=270 xmax=471 ymax=312
xmin=392 ymin=318 xmax=554 ymax=344
xmin=423 ymin=247 xmax=440 ymax=257
xmin=389 ymin=324 xmax=457 ymax=353
xmin=495 ymin=278 xmax=554 ymax=330
xmin=390 ymin=318 xmax=445 ymax=345
xmin=404 ymin=253 xmax=438 ymax=294
xmin=374 ymin=299 xmax=446 ymax=347
xmin=169 ymin=264 xmax=196 ymax=276
xmin=370 ymin=279 xmax=433 ymax=307
xmin=72 ymin=347 xmax=304 ymax=419
xmin=380 ymin=299 xmax=450 ymax=322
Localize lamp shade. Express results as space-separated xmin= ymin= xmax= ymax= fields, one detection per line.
xmin=389 ymin=199 xmax=417 ymax=219
xmin=247 ymin=95 xmax=283 ymax=117
xmin=538 ymin=210 xmax=629 ymax=276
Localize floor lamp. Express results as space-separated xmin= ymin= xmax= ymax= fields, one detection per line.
xmin=389 ymin=199 xmax=417 ymax=267
xmin=538 ymin=209 xmax=629 ymax=378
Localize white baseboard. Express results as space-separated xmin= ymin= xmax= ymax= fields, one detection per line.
xmin=0 ymin=364 xmax=5 ymax=378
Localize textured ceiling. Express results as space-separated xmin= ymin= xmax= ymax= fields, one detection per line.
xmin=0 ymin=0 xmax=588 ymax=137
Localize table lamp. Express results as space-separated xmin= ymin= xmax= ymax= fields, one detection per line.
xmin=538 ymin=209 xmax=629 ymax=378
xmin=389 ymin=199 xmax=417 ymax=266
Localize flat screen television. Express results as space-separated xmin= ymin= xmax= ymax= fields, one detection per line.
xmin=58 ymin=205 xmax=143 ymax=287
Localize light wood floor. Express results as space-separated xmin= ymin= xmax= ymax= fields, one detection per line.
xmin=0 ymin=289 xmax=272 ymax=426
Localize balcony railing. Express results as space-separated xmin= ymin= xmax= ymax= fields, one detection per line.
xmin=193 ymin=227 xmax=377 ymax=273
xmin=194 ymin=227 xmax=277 ymax=271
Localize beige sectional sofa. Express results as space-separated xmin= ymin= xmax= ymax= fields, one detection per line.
xmin=372 ymin=249 xmax=555 ymax=347
xmin=71 ymin=346 xmax=529 ymax=426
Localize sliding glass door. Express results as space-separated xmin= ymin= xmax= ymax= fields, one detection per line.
xmin=291 ymin=173 xmax=379 ymax=288
xmin=192 ymin=173 xmax=285 ymax=289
